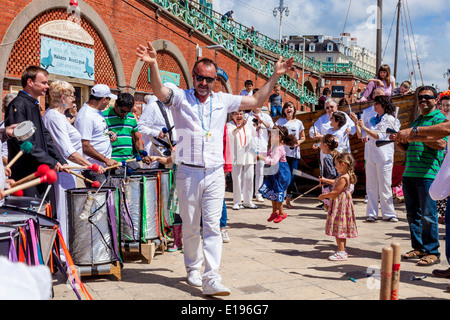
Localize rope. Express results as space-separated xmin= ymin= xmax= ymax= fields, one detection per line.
xmin=404 ymin=0 xmax=423 ymax=86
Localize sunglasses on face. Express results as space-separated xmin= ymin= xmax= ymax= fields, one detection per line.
xmin=194 ymin=73 xmax=215 ymax=84
xmin=417 ymin=95 xmax=436 ymax=101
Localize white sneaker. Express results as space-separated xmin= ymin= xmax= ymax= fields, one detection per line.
xmin=243 ymin=202 xmax=258 ymax=209
xmin=221 ymin=229 xmax=230 ymax=243
xmin=232 ymin=204 xmax=241 ymax=210
xmin=203 ymin=280 xmax=231 ymax=296
xmin=328 ymin=251 xmax=348 ymax=261
xmin=256 ymin=194 xmax=264 ymax=202
xmin=187 ymin=270 xmax=202 ymax=287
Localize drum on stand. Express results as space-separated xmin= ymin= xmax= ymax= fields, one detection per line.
xmin=107 ymin=168 xmax=173 ymax=263
xmin=66 ymin=187 xmax=120 ymax=267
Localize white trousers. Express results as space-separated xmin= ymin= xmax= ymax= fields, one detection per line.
xmin=231 ymin=164 xmax=254 ymax=205
xmin=176 ymin=164 xmax=225 ymax=283
xmin=365 ymin=159 xmax=397 ymax=219
xmin=254 ymin=160 xmax=265 ymax=196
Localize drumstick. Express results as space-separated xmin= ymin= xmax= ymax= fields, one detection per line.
xmin=376 ymin=140 xmax=395 ymax=147
xmin=62 ymin=163 xmax=100 ymax=172
xmin=162 ymin=127 xmax=173 ymax=150
xmin=67 ymin=170 xmax=101 ymax=188
xmin=6 ymin=141 xmax=33 ymax=168
xmin=292 ymin=184 xmax=322 ymax=202
xmin=104 ymin=157 xmax=142 ymax=170
xmin=4 ymin=170 xmax=57 ymax=196
xmin=10 ymin=164 xmax=50 ymax=187
xmin=292 ymin=169 xmax=320 ymax=182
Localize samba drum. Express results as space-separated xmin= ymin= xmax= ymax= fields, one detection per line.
xmin=107 ymin=169 xmax=173 ymax=260
xmin=13 ymin=120 xmax=36 ymax=141
xmin=0 ymin=207 xmax=59 ymax=265
xmin=66 ymin=187 xmax=120 ymax=266
xmin=3 ymin=196 xmax=48 ymax=215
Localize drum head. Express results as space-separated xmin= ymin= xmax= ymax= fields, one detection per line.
xmin=13 ymin=120 xmax=36 ymax=141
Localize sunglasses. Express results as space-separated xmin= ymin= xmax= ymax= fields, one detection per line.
xmin=194 ymin=73 xmax=215 ymax=84
xmin=417 ymin=95 xmax=436 ymax=101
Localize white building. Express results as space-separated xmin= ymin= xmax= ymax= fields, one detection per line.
xmin=287 ymin=33 xmax=376 ymax=75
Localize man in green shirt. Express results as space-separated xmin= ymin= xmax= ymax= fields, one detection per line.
xmin=103 ymin=93 xmax=150 ymax=166
xmin=395 ymin=86 xmax=447 ymax=266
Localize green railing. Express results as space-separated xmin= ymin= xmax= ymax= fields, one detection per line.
xmin=151 ymin=0 xmax=374 ymax=104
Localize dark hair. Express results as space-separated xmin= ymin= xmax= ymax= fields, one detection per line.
xmin=244 ymin=80 xmax=253 ymax=86
xmin=338 ymin=98 xmax=348 ymax=106
xmin=418 ymin=85 xmax=438 ymax=98
xmin=116 ymin=92 xmax=134 ymax=108
xmin=21 ymin=66 xmax=48 ymax=88
xmin=441 ymin=95 xmax=450 ymax=101
xmin=332 ymin=111 xmax=346 ymax=128
xmin=281 ymin=101 xmax=295 ymax=118
xmin=89 ymin=95 xmax=103 ymax=101
xmin=321 ymin=133 xmax=339 ymax=157
xmin=192 ymin=58 xmax=218 ymax=75
xmin=276 ymin=126 xmax=297 ymax=147
xmin=373 ymin=95 xmax=395 ymax=116
xmin=377 ymin=64 xmax=392 ymax=86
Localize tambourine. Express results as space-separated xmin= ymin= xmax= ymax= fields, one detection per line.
xmin=13 ymin=120 xmax=36 ymax=141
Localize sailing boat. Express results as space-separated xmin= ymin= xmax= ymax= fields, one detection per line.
xmin=295 ymin=0 xmax=421 ymax=188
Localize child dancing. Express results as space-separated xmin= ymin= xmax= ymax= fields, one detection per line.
xmin=258 ymin=126 xmax=296 ymax=223
xmin=318 ymin=153 xmax=358 ymax=261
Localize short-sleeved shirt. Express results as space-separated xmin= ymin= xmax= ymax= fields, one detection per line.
xmin=268 ymin=94 xmax=282 ymax=107
xmin=404 ymin=109 xmax=448 ymax=179
xmin=75 ymin=103 xmax=111 ymax=166
xmin=103 ymin=107 xmax=139 ymax=162
xmin=165 ymin=82 xmax=242 ymax=168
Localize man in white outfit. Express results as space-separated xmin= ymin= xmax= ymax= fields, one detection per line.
xmin=137 ymin=40 xmax=294 ymax=296
xmin=245 ymin=106 xmax=274 ymax=202
xmin=137 ymin=94 xmax=177 ymax=168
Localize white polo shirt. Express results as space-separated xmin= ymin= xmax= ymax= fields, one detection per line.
xmin=166 ymin=83 xmax=242 ymax=168
xmin=74 ymin=102 xmax=111 ymax=166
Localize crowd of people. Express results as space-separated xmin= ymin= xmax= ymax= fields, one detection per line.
xmin=1 ymin=52 xmax=449 ymax=297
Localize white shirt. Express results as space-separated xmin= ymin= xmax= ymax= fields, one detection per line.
xmin=275 ymin=118 xmax=304 ymax=159
xmin=74 ymin=103 xmax=111 ymax=166
xmin=309 ymin=112 xmax=356 ymax=138
xmin=43 ymin=108 xmax=83 ymax=167
xmin=327 ymin=126 xmax=350 ymax=153
xmin=429 ymin=152 xmax=450 ymax=201
xmin=166 ymin=83 xmax=242 ymax=168
xmin=227 ymin=120 xmax=257 ymax=166
xmin=364 ymin=113 xmax=399 ymax=162
xmin=244 ymin=111 xmax=274 ymax=153
xmin=138 ymin=95 xmax=177 ymax=153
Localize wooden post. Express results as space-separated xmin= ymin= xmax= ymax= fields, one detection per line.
xmin=380 ymin=246 xmax=393 ymax=300
xmin=391 ymin=243 xmax=401 ymax=300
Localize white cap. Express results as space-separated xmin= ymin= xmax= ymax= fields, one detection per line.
xmin=91 ymin=84 xmax=117 ymax=100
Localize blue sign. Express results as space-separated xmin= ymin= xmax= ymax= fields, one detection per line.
xmin=217 ymin=68 xmax=228 ymax=82
xmin=40 ymin=36 xmax=95 ymax=81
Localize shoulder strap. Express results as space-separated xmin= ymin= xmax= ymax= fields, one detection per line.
xmin=156 ymin=100 xmax=173 ymax=142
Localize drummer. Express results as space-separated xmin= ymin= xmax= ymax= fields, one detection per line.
xmin=103 ymin=92 xmax=151 ymax=169
xmin=5 ymin=66 xmax=68 ymax=216
xmin=0 ymin=124 xmax=18 ymax=202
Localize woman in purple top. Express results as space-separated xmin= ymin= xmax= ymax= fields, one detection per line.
xmin=359 ymin=65 xmax=396 ymax=102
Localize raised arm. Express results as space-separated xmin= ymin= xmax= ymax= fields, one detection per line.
xmin=239 ymin=56 xmax=294 ymax=110
xmin=136 ymin=41 xmax=173 ymax=105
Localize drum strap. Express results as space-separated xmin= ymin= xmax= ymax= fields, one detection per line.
xmin=8 ymin=231 xmax=18 ymax=262
xmin=18 ymin=227 xmax=28 ymax=264
xmin=54 ymin=226 xmax=92 ymax=300
xmin=141 ymin=176 xmax=148 ymax=243
xmin=107 ymin=190 xmax=122 ymax=266
xmin=27 ymin=218 xmax=44 ymax=265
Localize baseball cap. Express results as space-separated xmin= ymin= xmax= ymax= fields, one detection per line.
xmin=91 ymin=84 xmax=118 ymax=100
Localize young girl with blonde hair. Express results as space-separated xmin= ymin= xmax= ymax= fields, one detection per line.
xmin=318 ymin=153 xmax=358 ymax=261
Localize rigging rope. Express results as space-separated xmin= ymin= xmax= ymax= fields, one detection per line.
xmin=404 ymin=0 xmax=423 ymax=86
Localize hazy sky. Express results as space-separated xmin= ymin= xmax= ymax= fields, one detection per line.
xmin=213 ymin=0 xmax=449 ymax=91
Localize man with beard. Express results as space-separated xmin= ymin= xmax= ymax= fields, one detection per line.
xmin=395 ymin=86 xmax=447 ymax=266
xmin=136 ymin=40 xmax=294 ymax=296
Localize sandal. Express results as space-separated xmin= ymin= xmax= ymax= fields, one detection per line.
xmin=267 ymin=211 xmax=279 ymax=222
xmin=417 ymin=255 xmax=440 ymax=266
xmin=402 ymin=250 xmax=426 ymax=260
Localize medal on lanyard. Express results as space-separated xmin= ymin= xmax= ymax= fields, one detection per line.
xmin=195 ymin=96 xmax=213 ymax=140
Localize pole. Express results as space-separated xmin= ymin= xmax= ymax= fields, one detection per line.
xmin=380 ymin=246 xmax=393 ymax=300
xmin=394 ymin=0 xmax=401 ymax=79
xmin=279 ymin=13 xmax=283 ymax=43
xmin=376 ymin=0 xmax=383 ymax=71
xmin=390 ymin=243 xmax=401 ymax=300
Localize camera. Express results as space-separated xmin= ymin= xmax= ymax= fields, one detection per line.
xmin=252 ymin=118 xmax=259 ymax=126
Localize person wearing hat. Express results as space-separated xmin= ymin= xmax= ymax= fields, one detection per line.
xmin=74 ymin=84 xmax=119 ymax=185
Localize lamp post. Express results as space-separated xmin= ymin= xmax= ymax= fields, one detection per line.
xmin=196 ymin=44 xmax=225 ymax=62
xmin=273 ymin=0 xmax=289 ymax=43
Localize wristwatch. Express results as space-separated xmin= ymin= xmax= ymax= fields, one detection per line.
xmin=412 ymin=126 xmax=418 ymax=136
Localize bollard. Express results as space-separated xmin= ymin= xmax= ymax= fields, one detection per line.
xmin=380 ymin=246 xmax=393 ymax=300
xmin=390 ymin=243 xmax=401 ymax=300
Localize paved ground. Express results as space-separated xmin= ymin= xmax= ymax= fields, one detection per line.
xmin=51 ymin=192 xmax=450 ymax=301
